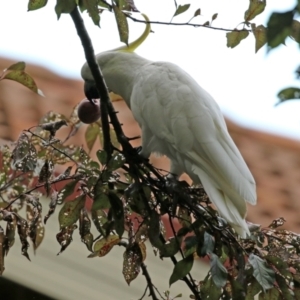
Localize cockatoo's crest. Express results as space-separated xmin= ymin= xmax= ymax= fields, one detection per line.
xmin=111 ymin=13 xmax=151 ymax=53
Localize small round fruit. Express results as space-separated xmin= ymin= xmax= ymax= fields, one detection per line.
xmin=77 ymin=98 xmax=101 ymax=124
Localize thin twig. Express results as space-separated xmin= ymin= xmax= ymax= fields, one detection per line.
xmin=126 ymin=14 xmax=251 ymax=33
xmin=141 ymin=263 xmax=159 ymax=300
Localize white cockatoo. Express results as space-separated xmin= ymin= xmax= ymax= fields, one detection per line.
xmin=81 ymin=16 xmax=256 ymax=237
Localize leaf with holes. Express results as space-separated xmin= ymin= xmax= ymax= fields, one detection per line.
xmin=88 ymin=234 xmax=120 ymax=257
xmin=107 ymin=153 xmax=126 ymax=171
xmin=249 ymin=254 xmax=275 ymax=292
xmin=56 ymin=224 xmax=77 ymax=255
xmin=113 ymin=5 xmax=129 ymax=45
xmin=57 ymin=180 xmax=78 ymax=204
xmin=58 ymin=195 xmax=86 ymax=229
xmin=244 ymin=0 xmax=266 ymax=21
xmin=226 ymin=30 xmax=249 ymax=48
xmin=123 ymin=243 xmax=143 ymax=285
xmin=169 ymin=254 xmax=194 ymax=286
xmin=79 ymin=208 xmax=93 ymax=252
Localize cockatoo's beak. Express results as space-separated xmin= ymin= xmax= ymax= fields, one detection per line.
xmin=84 ymin=80 xmax=99 ymax=103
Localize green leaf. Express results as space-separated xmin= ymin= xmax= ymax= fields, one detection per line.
xmin=92 ymin=185 xmax=111 ymax=210
xmin=244 ymin=0 xmax=266 ymax=21
xmin=211 ymin=13 xmax=218 ymax=21
xmin=275 ymin=273 xmax=293 ymax=300
xmin=160 ymin=237 xmax=180 ymax=258
xmin=248 ymin=254 xmax=275 ymax=292
xmin=251 ymin=24 xmax=267 ymax=53
xmin=267 ymin=10 xmax=294 ymax=49
xmin=226 ymin=30 xmax=249 ymax=48
xmin=7 ymin=62 xmax=26 ymax=71
xmin=3 ymin=70 xmax=38 ymax=94
xmin=28 ymin=0 xmax=48 ymax=11
xmin=57 ymin=180 xmax=78 ymax=204
xmin=108 ymin=192 xmax=124 ymax=237
xmin=96 ymin=149 xmax=107 ymax=165
xmin=209 ymin=253 xmax=227 ymax=288
xmin=98 ymin=0 xmax=111 ymax=9
xmin=265 ymin=256 xmax=292 ymax=280
xmin=107 ymin=153 xmax=126 ymax=171
xmin=113 ymin=5 xmax=129 ymax=45
xmin=80 ymin=0 xmax=100 ymax=26
xmin=58 ymin=195 xmax=86 ymax=228
xmin=169 ymin=254 xmax=194 ymax=286
xmin=258 ymin=287 xmax=281 ymax=300
xmin=200 ymin=276 xmax=222 ymax=300
xmin=246 ymin=277 xmax=262 ymax=300
xmin=148 ymin=211 xmax=164 ymax=249
xmin=290 ymin=20 xmax=300 ymax=44
xmin=91 ymin=209 xmax=107 ymax=236
xmin=55 ymin=0 xmax=76 ymax=19
xmin=173 ymin=4 xmax=190 ymax=18
xmin=85 ymin=124 xmax=99 ymax=152
xmin=194 ymin=8 xmax=201 ymax=17
xmin=277 ymin=87 xmax=300 ymax=104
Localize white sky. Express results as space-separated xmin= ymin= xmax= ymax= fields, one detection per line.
xmin=0 ymin=0 xmax=299 ymax=139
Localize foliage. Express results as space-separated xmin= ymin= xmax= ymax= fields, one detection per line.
xmin=1 ymin=0 xmax=300 ymax=299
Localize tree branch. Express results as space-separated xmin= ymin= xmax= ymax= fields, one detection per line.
xmin=125 ymin=14 xmax=251 ymax=33
xmin=69 ymin=7 xmax=112 ymax=159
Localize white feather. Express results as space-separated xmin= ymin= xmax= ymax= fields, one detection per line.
xmin=81 ymin=52 xmax=257 ymax=237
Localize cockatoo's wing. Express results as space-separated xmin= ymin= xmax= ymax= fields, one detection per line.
xmin=130 ymin=61 xmax=256 ymax=236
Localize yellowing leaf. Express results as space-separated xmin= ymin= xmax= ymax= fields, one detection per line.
xmin=7 ymin=62 xmax=26 ymax=71
xmin=251 ymin=24 xmax=267 ymax=52
xmin=226 ymin=30 xmax=249 ymax=48
xmin=173 ymin=4 xmax=190 ymax=18
xmin=113 ymin=5 xmax=129 ymax=45
xmin=3 ymin=70 xmax=38 ymax=94
xmin=28 ymin=0 xmax=48 ymax=11
xmin=89 ymin=234 xmax=120 ymax=257
xmin=85 ymin=124 xmax=99 ymax=152
xmin=244 ymin=0 xmax=266 ymax=22
xmin=58 ymin=195 xmax=86 ymax=228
